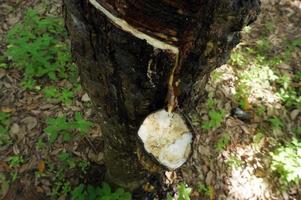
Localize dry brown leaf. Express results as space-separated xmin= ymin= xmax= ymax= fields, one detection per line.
xmin=37 ymin=160 xmax=45 ymax=173
xmin=0 ymin=161 xmax=10 ymax=172
xmin=0 ymin=107 xmax=14 ymax=113
xmin=36 ymin=186 xmax=44 ymax=193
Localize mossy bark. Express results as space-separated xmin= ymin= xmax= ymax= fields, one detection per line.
xmin=64 ymin=0 xmax=260 ymax=191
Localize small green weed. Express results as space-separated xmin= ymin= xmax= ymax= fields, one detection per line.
xmin=253 ymin=132 xmax=265 ymax=144
xmin=78 ymin=160 xmax=90 ymax=174
xmin=44 ymin=112 xmax=93 ymax=143
xmin=270 ymin=138 xmax=301 ymax=186
xmin=176 ymin=183 xmax=192 ymax=200
xmin=5 ymin=9 xmax=76 ymax=89
xmin=215 ymin=133 xmax=231 ymax=152
xmin=234 ymin=82 xmax=250 ymax=110
xmin=51 ymin=170 xmax=72 ymax=197
xmin=202 ymin=96 xmax=225 ymax=131
xmin=202 ymin=110 xmax=225 ymax=131
xmin=268 ymin=116 xmax=283 ymax=130
xmin=9 ymin=155 xmax=24 ymax=168
xmin=210 ymin=70 xmax=224 ymax=83
xmin=277 ymin=73 xmax=301 ymax=109
xmin=46 ymin=151 xmax=93 ymax=197
xmin=71 ymin=183 xmax=132 ymax=200
xmin=281 ymin=38 xmax=301 ymax=63
xmin=0 ymin=112 xmax=11 ymax=145
xmin=255 ymin=105 xmax=266 ymax=117
xmin=10 ymin=172 xmax=18 ymax=182
xmin=43 ymin=86 xmax=74 ymax=104
xmin=197 ymin=183 xmax=214 ymax=199
xmin=255 ymin=38 xmax=272 ymax=54
xmin=35 ymin=138 xmax=47 ymax=150
xmin=230 ymin=50 xmax=246 ymax=67
xmin=227 ymin=156 xmax=243 ymax=169
xmin=6 ymin=133 xmax=22 ymax=182
xmin=58 ymin=151 xmax=77 ymax=169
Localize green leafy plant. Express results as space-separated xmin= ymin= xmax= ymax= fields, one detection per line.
xmin=253 ymin=132 xmax=265 ymax=144
xmin=255 ymin=105 xmax=266 ymax=117
xmin=5 ymin=9 xmax=76 ymax=89
xmin=71 ymin=183 xmax=132 ymax=200
xmin=58 ymin=88 xmax=74 ymax=104
xmin=255 ymin=38 xmax=272 ymax=54
xmin=58 ymin=151 xmax=76 ymax=169
xmin=281 ymin=38 xmax=301 ymax=63
xmin=215 ymin=133 xmax=231 ymax=152
xmin=230 ymin=50 xmax=246 ymax=67
xmin=276 ymin=73 xmax=301 ymax=109
xmin=268 ymin=116 xmax=283 ymax=130
xmin=43 ymin=86 xmax=74 ymax=104
xmin=35 ymin=138 xmax=47 ymax=150
xmin=202 ymin=110 xmax=225 ymax=131
xmin=176 ymin=183 xmax=192 ymax=200
xmin=10 ymin=172 xmax=18 ymax=182
xmin=8 ymin=155 xmax=23 ymax=182
xmin=44 ymin=116 xmax=70 ymax=143
xmin=202 ymin=96 xmax=225 ymax=131
xmin=73 ymin=112 xmax=93 ymax=135
xmin=197 ymin=183 xmax=214 ymax=199
xmin=0 ymin=112 xmax=11 ymax=145
xmin=270 ymin=138 xmax=301 ymax=185
xmin=46 ymin=152 xmax=92 ymax=198
xmin=44 ymin=112 xmax=93 ymax=143
xmin=9 ymin=155 xmax=24 ymax=168
xmin=43 ymin=86 xmax=59 ymax=99
xmin=227 ymin=156 xmax=243 ymax=169
xmin=234 ymin=82 xmax=250 ymax=110
xmin=210 ymin=70 xmax=224 ymax=83
xmin=51 ymin=169 xmax=72 ymax=197
xmin=78 ymin=160 xmax=90 ymax=174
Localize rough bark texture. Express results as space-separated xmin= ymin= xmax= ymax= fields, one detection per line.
xmin=64 ymin=0 xmax=260 ymax=191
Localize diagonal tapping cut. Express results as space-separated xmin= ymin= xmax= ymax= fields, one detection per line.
xmin=89 ymin=0 xmax=181 ymax=113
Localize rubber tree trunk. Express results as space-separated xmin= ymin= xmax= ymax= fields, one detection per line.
xmin=64 ymin=0 xmax=260 ymax=191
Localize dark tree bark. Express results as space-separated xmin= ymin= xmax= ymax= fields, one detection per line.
xmin=64 ymin=0 xmax=260 ymax=191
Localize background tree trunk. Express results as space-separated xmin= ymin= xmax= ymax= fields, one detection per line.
xmin=64 ymin=0 xmax=260 ymax=191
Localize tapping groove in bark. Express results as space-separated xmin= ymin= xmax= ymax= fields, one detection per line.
xmin=89 ymin=0 xmax=181 ymax=113
xmin=64 ymin=0 xmax=260 ymax=191
xmin=88 ymin=0 xmax=179 ymax=53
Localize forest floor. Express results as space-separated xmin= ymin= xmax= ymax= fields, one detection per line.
xmin=0 ymin=0 xmax=300 ymax=200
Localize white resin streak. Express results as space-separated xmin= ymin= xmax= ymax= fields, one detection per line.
xmin=88 ymin=0 xmax=179 ymax=54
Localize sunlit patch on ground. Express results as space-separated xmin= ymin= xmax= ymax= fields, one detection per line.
xmin=225 ymin=145 xmax=273 ymax=200
xmin=228 ymin=165 xmax=270 ymax=200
